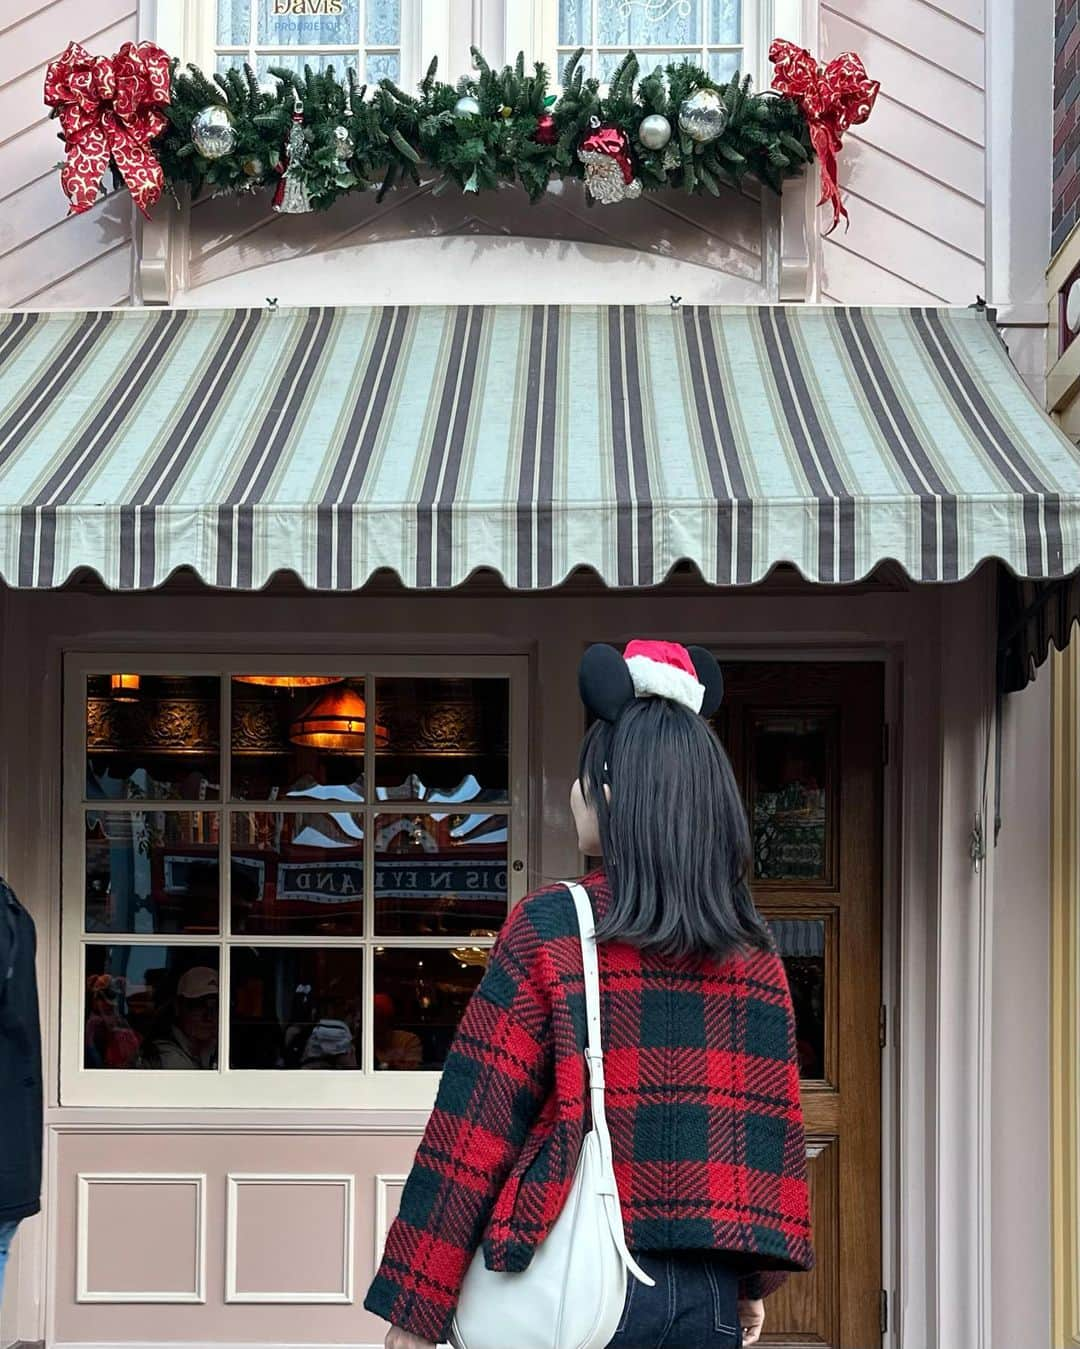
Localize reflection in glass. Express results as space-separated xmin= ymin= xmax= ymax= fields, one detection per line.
xmin=768 ymin=918 xmax=826 ymax=1079
xmin=373 ymin=948 xmax=486 ymax=1071
xmin=85 ymin=812 xmax=220 ymax=934
xmin=230 ymin=812 xmax=364 ymax=936
xmin=257 ymin=0 xmax=359 ymax=46
xmin=375 ymin=678 xmax=509 ymax=803
xmin=229 ymin=947 xmax=363 ymax=1069
xmin=374 ymin=813 xmax=508 ymax=936
xmin=84 ymin=946 xmax=220 ymax=1070
xmin=86 ymin=675 xmax=221 ymax=801
xmin=752 ymin=714 xmax=830 ymax=880
xmin=231 ymin=677 xmax=366 ymax=802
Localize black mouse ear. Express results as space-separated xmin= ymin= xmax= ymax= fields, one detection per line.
xmin=579 ymin=644 xmax=636 ymax=723
xmin=687 ymin=646 xmax=724 ymax=718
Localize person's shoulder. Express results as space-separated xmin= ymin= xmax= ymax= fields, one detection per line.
xmin=504 ymin=877 xmax=585 ymax=946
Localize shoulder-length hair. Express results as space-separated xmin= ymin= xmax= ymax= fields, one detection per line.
xmin=578 ymin=696 xmax=773 ymax=962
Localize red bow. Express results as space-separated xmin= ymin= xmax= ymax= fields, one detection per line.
xmin=769 ymin=39 xmax=879 ymax=234
xmin=44 ymin=41 xmax=171 ymax=217
xmin=579 ymin=124 xmax=635 ymax=185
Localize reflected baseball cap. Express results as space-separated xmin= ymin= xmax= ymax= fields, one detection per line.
xmin=177 ymin=967 xmax=219 ymax=1000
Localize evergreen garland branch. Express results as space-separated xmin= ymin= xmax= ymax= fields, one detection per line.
xmin=149 ymin=49 xmax=815 ymax=210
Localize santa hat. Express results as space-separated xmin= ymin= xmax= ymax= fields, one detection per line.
xmin=578 ymin=640 xmax=724 ymax=723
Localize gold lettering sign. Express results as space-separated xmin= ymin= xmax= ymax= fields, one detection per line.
xmin=271 ymin=0 xmax=344 ymax=14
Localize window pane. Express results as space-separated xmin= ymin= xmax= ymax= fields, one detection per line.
xmin=598 ymin=0 xmax=701 ymax=47
xmin=87 ymin=676 xmax=220 ymax=802
xmin=709 ymin=0 xmax=740 ymax=44
xmin=257 ymin=0 xmax=359 ymax=46
xmin=231 ymin=677 xmax=367 ymax=803
xmin=230 ymin=947 xmax=363 ymax=1069
xmin=768 ymin=918 xmax=826 ymax=1080
xmin=366 ymin=0 xmax=400 ymax=45
xmin=559 ymin=0 xmax=593 ymax=45
xmin=373 ymin=948 xmax=486 ymax=1071
xmin=231 ymin=811 xmax=364 ymax=936
xmin=708 ymin=49 xmax=741 ymax=82
xmin=374 ymin=812 xmax=508 ymax=936
xmin=255 ymin=52 xmax=340 ymax=78
xmin=84 ymin=946 xmax=219 ymax=1070
xmin=598 ymin=49 xmax=697 ymax=79
xmin=375 ymin=678 xmax=509 ymax=803
xmin=365 ymin=51 xmax=400 ymax=81
xmin=86 ymin=811 xmax=220 ymax=934
xmin=217 ymin=0 xmax=251 ymax=45
xmin=751 ymin=713 xmax=831 ymax=881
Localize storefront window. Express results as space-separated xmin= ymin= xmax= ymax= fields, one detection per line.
xmin=557 ymin=0 xmax=745 ymax=83
xmin=68 ymin=661 xmax=524 ymax=1103
xmin=214 ymin=0 xmax=404 ymax=85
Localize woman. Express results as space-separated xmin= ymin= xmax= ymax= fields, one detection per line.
xmin=365 ymin=641 xmax=813 ymax=1348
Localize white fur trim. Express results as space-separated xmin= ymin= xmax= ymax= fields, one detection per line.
xmin=624 ymin=654 xmax=705 ymax=713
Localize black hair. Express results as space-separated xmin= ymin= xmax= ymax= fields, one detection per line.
xmin=578 ymin=697 xmax=773 ymax=962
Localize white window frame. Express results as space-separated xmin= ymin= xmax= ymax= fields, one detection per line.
xmin=62 ymin=651 xmax=530 ymax=1109
xmin=506 ymin=0 xmax=776 ymax=91
xmin=167 ymin=0 xmax=441 ymax=89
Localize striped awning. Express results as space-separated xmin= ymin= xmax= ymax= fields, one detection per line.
xmin=2 ymin=303 xmax=1079 ymax=591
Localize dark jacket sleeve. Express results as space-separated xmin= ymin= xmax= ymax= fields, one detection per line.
xmin=364 ymin=901 xmax=553 ymax=1343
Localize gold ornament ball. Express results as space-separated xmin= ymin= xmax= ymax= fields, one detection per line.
xmin=191 ymin=105 xmax=237 ymax=159
xmin=639 ymin=113 xmax=673 ymax=150
xmin=454 ymin=95 xmax=481 ymax=118
xmin=677 ymin=88 xmax=728 ymax=144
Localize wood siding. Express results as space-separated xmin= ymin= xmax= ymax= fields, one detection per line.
xmin=818 ymin=0 xmax=986 ymax=306
xmin=0 ymin=0 xmax=136 ymax=308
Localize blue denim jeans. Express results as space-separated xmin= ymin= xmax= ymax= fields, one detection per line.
xmin=0 ymin=1219 xmax=20 ymax=1305
xmin=609 ymin=1250 xmax=742 ymax=1348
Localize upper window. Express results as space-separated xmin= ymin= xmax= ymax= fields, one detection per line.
xmin=64 ymin=656 xmax=527 ymax=1108
xmin=553 ymin=0 xmax=749 ymax=84
xmin=213 ymin=0 xmax=405 ymax=83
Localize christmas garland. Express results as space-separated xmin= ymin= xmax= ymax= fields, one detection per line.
xmin=44 ymin=40 xmax=879 ymax=230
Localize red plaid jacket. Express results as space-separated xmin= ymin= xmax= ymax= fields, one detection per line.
xmin=365 ymin=871 xmax=813 ymax=1343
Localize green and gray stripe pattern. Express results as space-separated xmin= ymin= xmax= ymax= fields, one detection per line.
xmin=0 ymin=303 xmax=1077 ymax=590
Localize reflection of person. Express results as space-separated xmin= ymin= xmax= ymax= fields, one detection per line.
xmin=138 ymin=966 xmax=219 ymax=1069
xmin=84 ymin=974 xmax=140 ymax=1069
xmin=372 ymin=993 xmax=422 ymax=1071
xmin=0 ymin=880 xmax=42 ymax=1304
xmin=366 ymin=641 xmax=811 ymax=1349
xmin=301 ymin=1018 xmax=357 ymax=1069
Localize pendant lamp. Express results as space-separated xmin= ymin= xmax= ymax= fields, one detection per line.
xmin=109 ymin=674 xmax=141 ymax=702
xmin=289 ymin=685 xmax=389 ymax=750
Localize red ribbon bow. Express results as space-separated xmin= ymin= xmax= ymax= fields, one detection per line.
xmin=579 ymin=124 xmax=636 ymax=185
xmin=769 ymin=39 xmax=879 ymax=234
xmin=44 ymin=41 xmax=171 ymax=217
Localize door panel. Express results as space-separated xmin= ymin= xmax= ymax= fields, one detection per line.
xmin=717 ymin=663 xmax=884 ymax=1349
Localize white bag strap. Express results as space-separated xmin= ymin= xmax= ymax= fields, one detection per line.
xmin=564 ymin=882 xmax=655 ymax=1288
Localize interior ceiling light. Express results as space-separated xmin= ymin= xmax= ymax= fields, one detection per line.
xmin=234 ymin=675 xmax=343 ymax=688
xmin=289 ymin=685 xmax=389 ymax=750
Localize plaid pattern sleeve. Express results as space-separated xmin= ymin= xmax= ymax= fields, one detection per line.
xmin=363 ymin=896 xmax=555 ymax=1343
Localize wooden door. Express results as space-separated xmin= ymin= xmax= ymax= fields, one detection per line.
xmin=715 ymin=662 xmax=884 ymax=1348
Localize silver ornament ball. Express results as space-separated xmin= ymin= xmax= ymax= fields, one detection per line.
xmin=334 ymin=124 xmax=354 ymax=159
xmin=638 ymin=113 xmax=672 ymax=151
xmin=453 ymin=95 xmax=481 ymax=118
xmin=191 ymin=105 xmax=237 ymax=159
xmin=678 ymin=88 xmax=728 ymax=144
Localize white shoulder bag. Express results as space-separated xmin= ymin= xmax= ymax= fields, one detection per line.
xmin=449 ymin=881 xmax=655 ymax=1349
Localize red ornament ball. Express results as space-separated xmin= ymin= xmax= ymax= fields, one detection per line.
xmin=533 ymin=112 xmax=557 ymax=145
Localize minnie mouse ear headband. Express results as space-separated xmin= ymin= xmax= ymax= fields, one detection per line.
xmin=578 ymin=640 xmax=724 ymax=723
